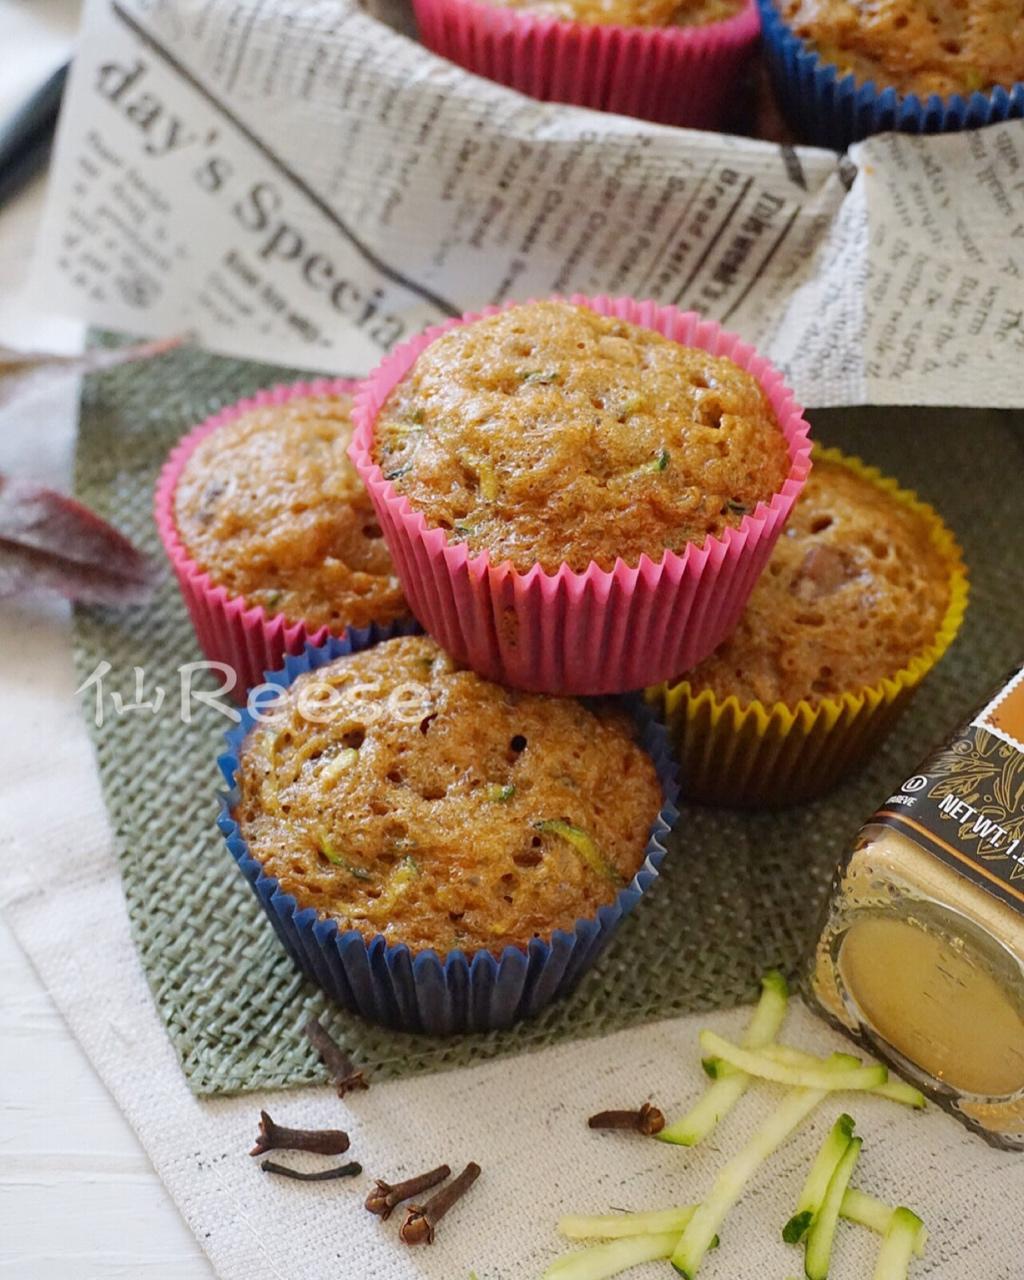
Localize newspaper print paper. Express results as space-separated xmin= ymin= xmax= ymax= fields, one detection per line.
xmin=29 ymin=0 xmax=1024 ymax=407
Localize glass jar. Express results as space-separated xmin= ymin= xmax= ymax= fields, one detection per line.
xmin=811 ymin=665 xmax=1024 ymax=1151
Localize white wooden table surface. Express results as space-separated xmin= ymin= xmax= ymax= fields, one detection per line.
xmin=0 ymin=3 xmax=212 ymax=1273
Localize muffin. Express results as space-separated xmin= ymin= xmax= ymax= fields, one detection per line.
xmin=174 ymin=392 xmax=405 ymax=630
xmin=219 ymin=629 xmax=678 ymax=1032
xmin=759 ymin=0 xmax=1024 ymax=148
xmin=412 ymin=0 xmax=759 ymax=129
xmin=156 ymin=381 xmax=407 ymax=696
xmin=652 ymin=448 xmax=968 ymax=806
xmin=482 ymin=0 xmax=743 ymax=26
xmin=687 ymin=454 xmax=954 ymax=706
xmin=375 ymin=301 xmax=792 ymax=575
xmin=351 ymin=296 xmax=812 ymax=696
xmin=777 ymin=0 xmax=1024 ymax=98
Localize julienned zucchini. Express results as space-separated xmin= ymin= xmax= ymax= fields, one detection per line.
xmin=763 ymin=1046 xmax=926 ymax=1110
xmin=670 ymin=1087 xmax=826 ymax=1278
xmin=842 ymin=1190 xmax=927 ymax=1256
xmin=804 ymin=1135 xmax=863 ymax=1279
xmin=559 ymin=1191 xmax=915 ymax=1247
xmin=558 ymin=1207 xmax=695 ymax=1239
xmin=542 ymin=1231 xmax=679 ymax=1279
xmin=552 ymin=969 xmax=927 ymax=1280
xmin=783 ymin=1114 xmax=856 ymax=1244
xmin=872 ymin=1208 xmax=925 ymax=1280
xmin=700 ymin=1032 xmax=888 ymax=1092
xmin=658 ymin=971 xmax=789 ymax=1147
xmin=743 ymin=969 xmax=790 ymax=1040
xmin=656 ymin=1066 xmax=749 ymax=1147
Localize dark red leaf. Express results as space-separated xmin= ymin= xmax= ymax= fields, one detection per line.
xmin=0 ymin=473 xmax=155 ymax=606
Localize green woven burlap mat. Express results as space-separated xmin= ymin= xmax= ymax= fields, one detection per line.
xmin=73 ymin=340 xmax=1024 ymax=1095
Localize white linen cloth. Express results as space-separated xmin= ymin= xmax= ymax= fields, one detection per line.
xmin=0 ymin=343 xmax=1020 ymax=1280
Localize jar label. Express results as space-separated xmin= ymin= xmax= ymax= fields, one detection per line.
xmin=873 ymin=665 xmax=1024 ymax=913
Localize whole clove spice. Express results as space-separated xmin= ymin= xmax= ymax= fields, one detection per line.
xmin=250 ymin=1110 xmax=351 ymax=1157
xmin=261 ymin=1159 xmax=362 ymax=1182
xmin=304 ymin=1016 xmax=369 ymax=1097
xmin=365 ymin=1164 xmax=451 ymax=1219
xmin=400 ymin=1161 xmax=481 ymax=1245
xmin=588 ymin=1103 xmax=665 ymax=1135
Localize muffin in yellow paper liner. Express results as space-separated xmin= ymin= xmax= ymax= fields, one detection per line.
xmin=649 ymin=448 xmax=969 ymax=808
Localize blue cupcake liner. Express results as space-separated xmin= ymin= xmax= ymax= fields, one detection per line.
xmin=758 ymin=0 xmax=1024 ymax=150
xmin=217 ymin=622 xmax=680 ymax=1035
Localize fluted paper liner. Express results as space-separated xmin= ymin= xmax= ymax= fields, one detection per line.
xmin=413 ymin=0 xmax=760 ymax=129
xmin=349 ymin=293 xmax=813 ymax=696
xmin=217 ymin=624 xmax=681 ymax=1035
xmin=650 ymin=447 xmax=969 ymax=807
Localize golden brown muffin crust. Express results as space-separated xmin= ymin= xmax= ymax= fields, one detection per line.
xmin=483 ymin=0 xmax=743 ymax=27
xmin=683 ymin=457 xmax=953 ymax=707
xmin=174 ymin=395 xmax=406 ymax=631
xmin=780 ymin=0 xmax=1024 ymax=97
xmin=233 ymin=635 xmax=663 ymax=954
xmin=374 ymin=302 xmax=791 ymax=574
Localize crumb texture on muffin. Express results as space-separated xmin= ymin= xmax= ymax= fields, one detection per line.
xmin=374 ymin=301 xmax=791 ymax=573
xmin=174 ymin=395 xmax=406 ymax=630
xmin=479 ymin=0 xmax=743 ymax=27
xmin=683 ymin=457 xmax=954 ymax=707
xmin=779 ymin=0 xmax=1024 ymax=97
xmin=233 ymin=635 xmax=662 ymax=953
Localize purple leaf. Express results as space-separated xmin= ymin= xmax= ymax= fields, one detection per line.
xmin=0 ymin=473 xmax=156 ymax=606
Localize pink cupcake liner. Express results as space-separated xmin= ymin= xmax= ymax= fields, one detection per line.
xmin=349 ymin=294 xmax=812 ymax=696
xmin=413 ymin=0 xmax=760 ymax=129
xmin=154 ymin=379 xmax=363 ymax=701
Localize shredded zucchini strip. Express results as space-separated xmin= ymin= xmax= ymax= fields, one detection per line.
xmin=320 ymin=746 xmax=359 ymax=785
xmin=559 ymin=1193 xmax=921 ymax=1252
xmin=842 ymin=1190 xmax=928 ymax=1256
xmin=559 ymin=1208 xmax=696 ymax=1240
xmin=872 ymin=1208 xmax=924 ymax=1280
xmin=805 ymin=1135 xmax=863 ymax=1279
xmin=763 ymin=1046 xmax=925 ymax=1109
xmin=535 ymin=820 xmax=620 ymax=886
xmin=783 ymin=1113 xmax=856 ymax=1243
xmin=658 ymin=970 xmax=789 ymax=1147
xmin=670 ymin=1087 xmax=826 ymax=1278
xmin=700 ymin=1033 xmax=887 ymax=1092
xmin=543 ymin=1231 xmax=679 ymax=1279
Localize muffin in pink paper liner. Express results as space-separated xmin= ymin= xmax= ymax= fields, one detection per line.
xmin=412 ymin=0 xmax=760 ymax=129
xmin=154 ymin=379 xmax=409 ymax=700
xmin=348 ymin=295 xmax=812 ymax=696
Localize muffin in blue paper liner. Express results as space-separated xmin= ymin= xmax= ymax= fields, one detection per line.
xmin=758 ymin=0 xmax=1024 ymax=150
xmin=216 ymin=623 xmax=680 ymax=1035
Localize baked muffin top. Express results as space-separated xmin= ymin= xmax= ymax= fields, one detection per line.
xmin=233 ymin=635 xmax=663 ymax=954
xmin=374 ymin=301 xmax=791 ymax=574
xmin=482 ymin=0 xmax=743 ymax=27
xmin=683 ymin=456 xmax=953 ymax=707
xmin=779 ymin=0 xmax=1024 ymax=97
xmin=174 ymin=395 xmax=406 ymax=631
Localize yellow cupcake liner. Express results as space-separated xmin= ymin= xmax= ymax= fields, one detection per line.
xmin=648 ymin=447 xmax=970 ymax=808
